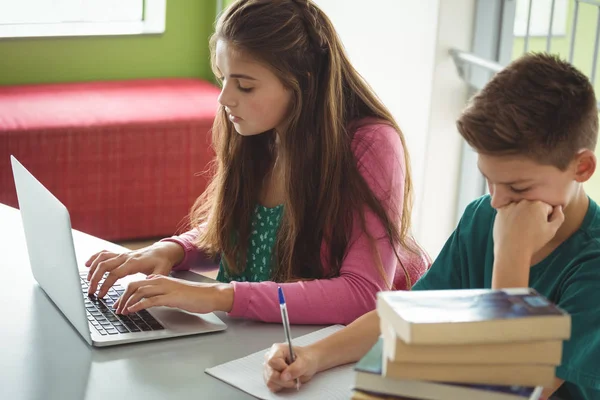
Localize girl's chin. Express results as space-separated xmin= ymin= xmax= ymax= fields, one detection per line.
xmin=233 ymin=125 xmax=270 ymax=137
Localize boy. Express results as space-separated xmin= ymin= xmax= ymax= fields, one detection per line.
xmin=263 ymin=53 xmax=600 ymax=400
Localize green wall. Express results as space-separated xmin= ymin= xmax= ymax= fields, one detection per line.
xmin=0 ymin=0 xmax=217 ymax=85
xmin=512 ymin=0 xmax=600 ymax=201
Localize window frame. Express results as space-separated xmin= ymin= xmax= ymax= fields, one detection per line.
xmin=0 ymin=0 xmax=166 ymax=39
xmin=454 ymin=0 xmax=515 ymax=221
xmin=513 ymin=0 xmax=569 ymax=37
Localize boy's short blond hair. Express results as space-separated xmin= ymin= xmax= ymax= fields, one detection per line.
xmin=457 ymin=53 xmax=598 ymax=170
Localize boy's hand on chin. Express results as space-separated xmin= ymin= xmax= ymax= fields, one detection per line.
xmin=493 ymin=200 xmax=565 ymax=261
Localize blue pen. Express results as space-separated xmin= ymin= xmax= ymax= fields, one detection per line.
xmin=278 ymin=286 xmax=300 ymax=391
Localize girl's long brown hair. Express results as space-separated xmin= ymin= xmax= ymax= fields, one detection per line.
xmin=192 ymin=0 xmax=422 ymax=287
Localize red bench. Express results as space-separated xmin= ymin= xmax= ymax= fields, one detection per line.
xmin=0 ymin=78 xmax=220 ymax=241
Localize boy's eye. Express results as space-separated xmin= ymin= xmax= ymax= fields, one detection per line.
xmin=238 ymin=86 xmax=253 ymax=93
xmin=510 ymin=186 xmax=529 ymax=194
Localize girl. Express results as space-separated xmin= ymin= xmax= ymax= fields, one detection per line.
xmin=85 ymin=0 xmax=428 ymax=325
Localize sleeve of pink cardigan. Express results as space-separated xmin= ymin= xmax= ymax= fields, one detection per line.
xmin=228 ymin=122 xmax=409 ymax=325
xmin=159 ymin=228 xmax=202 ymax=271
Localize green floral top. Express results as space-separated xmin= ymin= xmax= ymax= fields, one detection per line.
xmin=216 ymin=204 xmax=283 ymax=282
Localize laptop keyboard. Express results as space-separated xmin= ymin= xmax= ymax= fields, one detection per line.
xmin=80 ymin=273 xmax=164 ymax=336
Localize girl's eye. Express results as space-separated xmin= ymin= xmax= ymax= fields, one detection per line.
xmin=217 ymin=76 xmax=252 ymax=92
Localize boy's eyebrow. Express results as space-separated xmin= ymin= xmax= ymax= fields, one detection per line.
xmin=477 ymin=168 xmax=533 ymax=185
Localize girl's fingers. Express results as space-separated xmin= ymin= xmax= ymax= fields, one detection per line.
xmin=126 ymin=295 xmax=169 ymax=314
xmin=120 ymin=285 xmax=165 ymax=314
xmin=115 ymin=279 xmax=149 ymax=314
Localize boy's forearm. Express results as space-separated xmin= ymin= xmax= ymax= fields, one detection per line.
xmin=309 ymin=310 xmax=381 ymax=372
xmin=492 ymin=252 xmax=530 ymax=289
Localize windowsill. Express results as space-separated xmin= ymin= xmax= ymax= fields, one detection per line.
xmin=0 ymin=21 xmax=164 ymax=39
xmin=513 ymin=33 xmax=567 ymax=38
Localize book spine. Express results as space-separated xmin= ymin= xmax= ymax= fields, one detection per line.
xmin=383 ymin=361 xmax=556 ymax=387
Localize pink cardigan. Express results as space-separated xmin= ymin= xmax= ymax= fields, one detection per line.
xmin=162 ymin=120 xmax=429 ymax=324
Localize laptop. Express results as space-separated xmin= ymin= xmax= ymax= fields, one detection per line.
xmin=11 ymin=155 xmax=227 ymax=347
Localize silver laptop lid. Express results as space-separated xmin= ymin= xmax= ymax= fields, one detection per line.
xmin=11 ymin=156 xmax=92 ymax=345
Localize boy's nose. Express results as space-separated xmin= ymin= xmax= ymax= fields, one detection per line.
xmin=490 ymin=195 xmax=506 ymax=209
xmin=489 ymin=186 xmax=512 ymax=209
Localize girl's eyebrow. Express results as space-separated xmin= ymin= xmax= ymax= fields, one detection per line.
xmin=229 ymin=73 xmax=257 ymax=81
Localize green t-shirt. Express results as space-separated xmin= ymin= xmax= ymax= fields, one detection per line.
xmin=413 ymin=195 xmax=600 ymax=400
xmin=216 ymin=204 xmax=283 ymax=283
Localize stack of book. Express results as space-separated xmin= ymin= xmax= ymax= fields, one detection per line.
xmin=352 ymin=288 xmax=571 ymax=400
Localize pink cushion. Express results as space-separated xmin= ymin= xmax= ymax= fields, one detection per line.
xmin=0 ymin=78 xmax=220 ymax=241
xmin=0 ymin=78 xmax=219 ymax=131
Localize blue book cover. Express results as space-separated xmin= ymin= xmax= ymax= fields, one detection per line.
xmin=377 ymin=288 xmax=570 ymax=345
xmin=382 ymin=288 xmax=566 ymax=324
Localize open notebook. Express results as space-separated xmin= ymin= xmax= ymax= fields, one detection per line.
xmin=205 ymin=325 xmax=352 ymax=399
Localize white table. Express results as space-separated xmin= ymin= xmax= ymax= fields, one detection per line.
xmin=0 ymin=203 xmax=325 ymax=400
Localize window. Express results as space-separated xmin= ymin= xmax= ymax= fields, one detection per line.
xmin=453 ymin=0 xmax=600 ymax=217
xmin=0 ymin=0 xmax=166 ymax=38
xmin=514 ymin=0 xmax=568 ymax=36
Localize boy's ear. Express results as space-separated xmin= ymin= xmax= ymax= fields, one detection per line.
xmin=573 ymin=149 xmax=596 ymax=183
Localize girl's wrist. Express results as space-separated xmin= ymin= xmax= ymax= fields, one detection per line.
xmin=214 ymin=283 xmax=234 ymax=312
xmin=153 ymin=241 xmax=185 ymax=266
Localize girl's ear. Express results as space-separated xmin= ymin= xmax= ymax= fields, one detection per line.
xmin=573 ymin=149 xmax=596 ymax=183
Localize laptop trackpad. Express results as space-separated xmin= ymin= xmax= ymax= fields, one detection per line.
xmin=149 ymin=307 xmax=225 ymax=332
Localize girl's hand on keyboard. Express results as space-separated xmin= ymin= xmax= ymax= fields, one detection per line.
xmin=113 ymin=275 xmax=234 ymax=315
xmin=85 ymin=241 xmax=185 ymax=298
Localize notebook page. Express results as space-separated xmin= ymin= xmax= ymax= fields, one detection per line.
xmin=205 ymin=325 xmax=353 ymax=399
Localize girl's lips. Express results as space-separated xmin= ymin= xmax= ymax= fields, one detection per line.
xmin=228 ymin=114 xmax=242 ymax=123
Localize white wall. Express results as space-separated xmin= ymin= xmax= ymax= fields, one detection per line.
xmin=418 ymin=0 xmax=477 ymax=257
xmin=314 ymin=0 xmax=438 ymax=239
xmin=314 ymin=0 xmax=476 ymax=258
